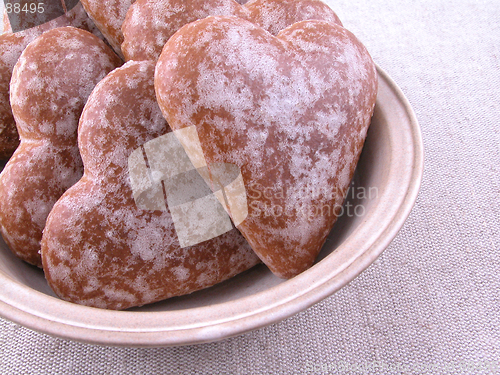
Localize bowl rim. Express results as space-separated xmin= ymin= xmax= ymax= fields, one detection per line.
xmin=0 ymin=65 xmax=424 ymax=347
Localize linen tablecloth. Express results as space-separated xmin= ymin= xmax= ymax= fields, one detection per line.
xmin=1 ymin=0 xmax=499 ymax=373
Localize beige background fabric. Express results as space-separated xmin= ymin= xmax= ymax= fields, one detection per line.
xmin=1 ymin=0 xmax=499 ymax=373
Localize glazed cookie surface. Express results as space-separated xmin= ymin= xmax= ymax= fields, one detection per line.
xmin=121 ymin=0 xmax=342 ymax=62
xmin=0 ymin=3 xmax=104 ymax=160
xmin=155 ymin=17 xmax=378 ymax=278
xmin=245 ymin=0 xmax=342 ymax=35
xmin=80 ymin=0 xmax=136 ymax=57
xmin=42 ymin=60 xmax=259 ymax=310
xmin=0 ymin=27 xmax=121 ymax=266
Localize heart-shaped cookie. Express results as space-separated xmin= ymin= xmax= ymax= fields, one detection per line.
xmin=0 ymin=3 xmax=106 ymax=159
xmin=41 ymin=60 xmax=260 ymax=310
xmin=0 ymin=27 xmax=121 ymax=266
xmin=155 ymin=17 xmax=378 ymax=278
xmin=245 ymin=0 xmax=342 ymax=36
xmin=121 ymin=0 xmax=341 ymax=61
xmin=80 ymin=0 xmax=136 ymax=57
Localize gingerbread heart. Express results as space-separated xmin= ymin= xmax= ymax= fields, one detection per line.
xmin=0 ymin=3 xmax=106 ymax=159
xmin=80 ymin=0 xmax=137 ymax=57
xmin=0 ymin=27 xmax=121 ymax=266
xmin=121 ymin=0 xmax=341 ymax=61
xmin=245 ymin=0 xmax=342 ymax=36
xmin=41 ymin=60 xmax=259 ymax=310
xmin=155 ymin=17 xmax=378 ymax=278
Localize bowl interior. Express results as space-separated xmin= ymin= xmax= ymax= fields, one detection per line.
xmin=0 ymin=117 xmax=389 ymax=310
xmin=0 ymin=67 xmax=423 ymax=345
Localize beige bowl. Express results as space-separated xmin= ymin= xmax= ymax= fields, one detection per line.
xmin=0 ymin=66 xmax=423 ymax=347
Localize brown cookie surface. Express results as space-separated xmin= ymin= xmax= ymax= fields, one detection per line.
xmin=0 ymin=27 xmax=121 ymax=266
xmin=246 ymin=0 xmax=342 ymax=35
xmin=0 ymin=3 xmax=106 ymax=160
xmin=121 ymin=0 xmax=341 ymax=62
xmin=41 ymin=60 xmax=259 ymax=310
xmin=80 ymin=0 xmax=136 ymax=57
xmin=122 ymin=0 xmax=248 ymax=62
xmin=155 ymin=17 xmax=378 ymax=278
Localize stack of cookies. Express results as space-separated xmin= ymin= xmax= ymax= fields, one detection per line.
xmin=0 ymin=0 xmax=377 ymax=310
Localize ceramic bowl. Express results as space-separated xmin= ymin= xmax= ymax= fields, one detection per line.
xmin=0 ymin=66 xmax=423 ymax=346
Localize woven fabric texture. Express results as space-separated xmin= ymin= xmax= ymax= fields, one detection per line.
xmin=1 ymin=0 xmax=499 ymax=374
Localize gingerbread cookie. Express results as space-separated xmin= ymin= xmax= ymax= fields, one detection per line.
xmin=155 ymin=17 xmax=378 ymax=278
xmin=245 ymin=0 xmax=342 ymax=36
xmin=121 ymin=0 xmax=342 ymax=62
xmin=80 ymin=0 xmax=136 ymax=57
xmin=0 ymin=27 xmax=121 ymax=266
xmin=41 ymin=60 xmax=259 ymax=310
xmin=0 ymin=3 xmax=105 ymax=160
